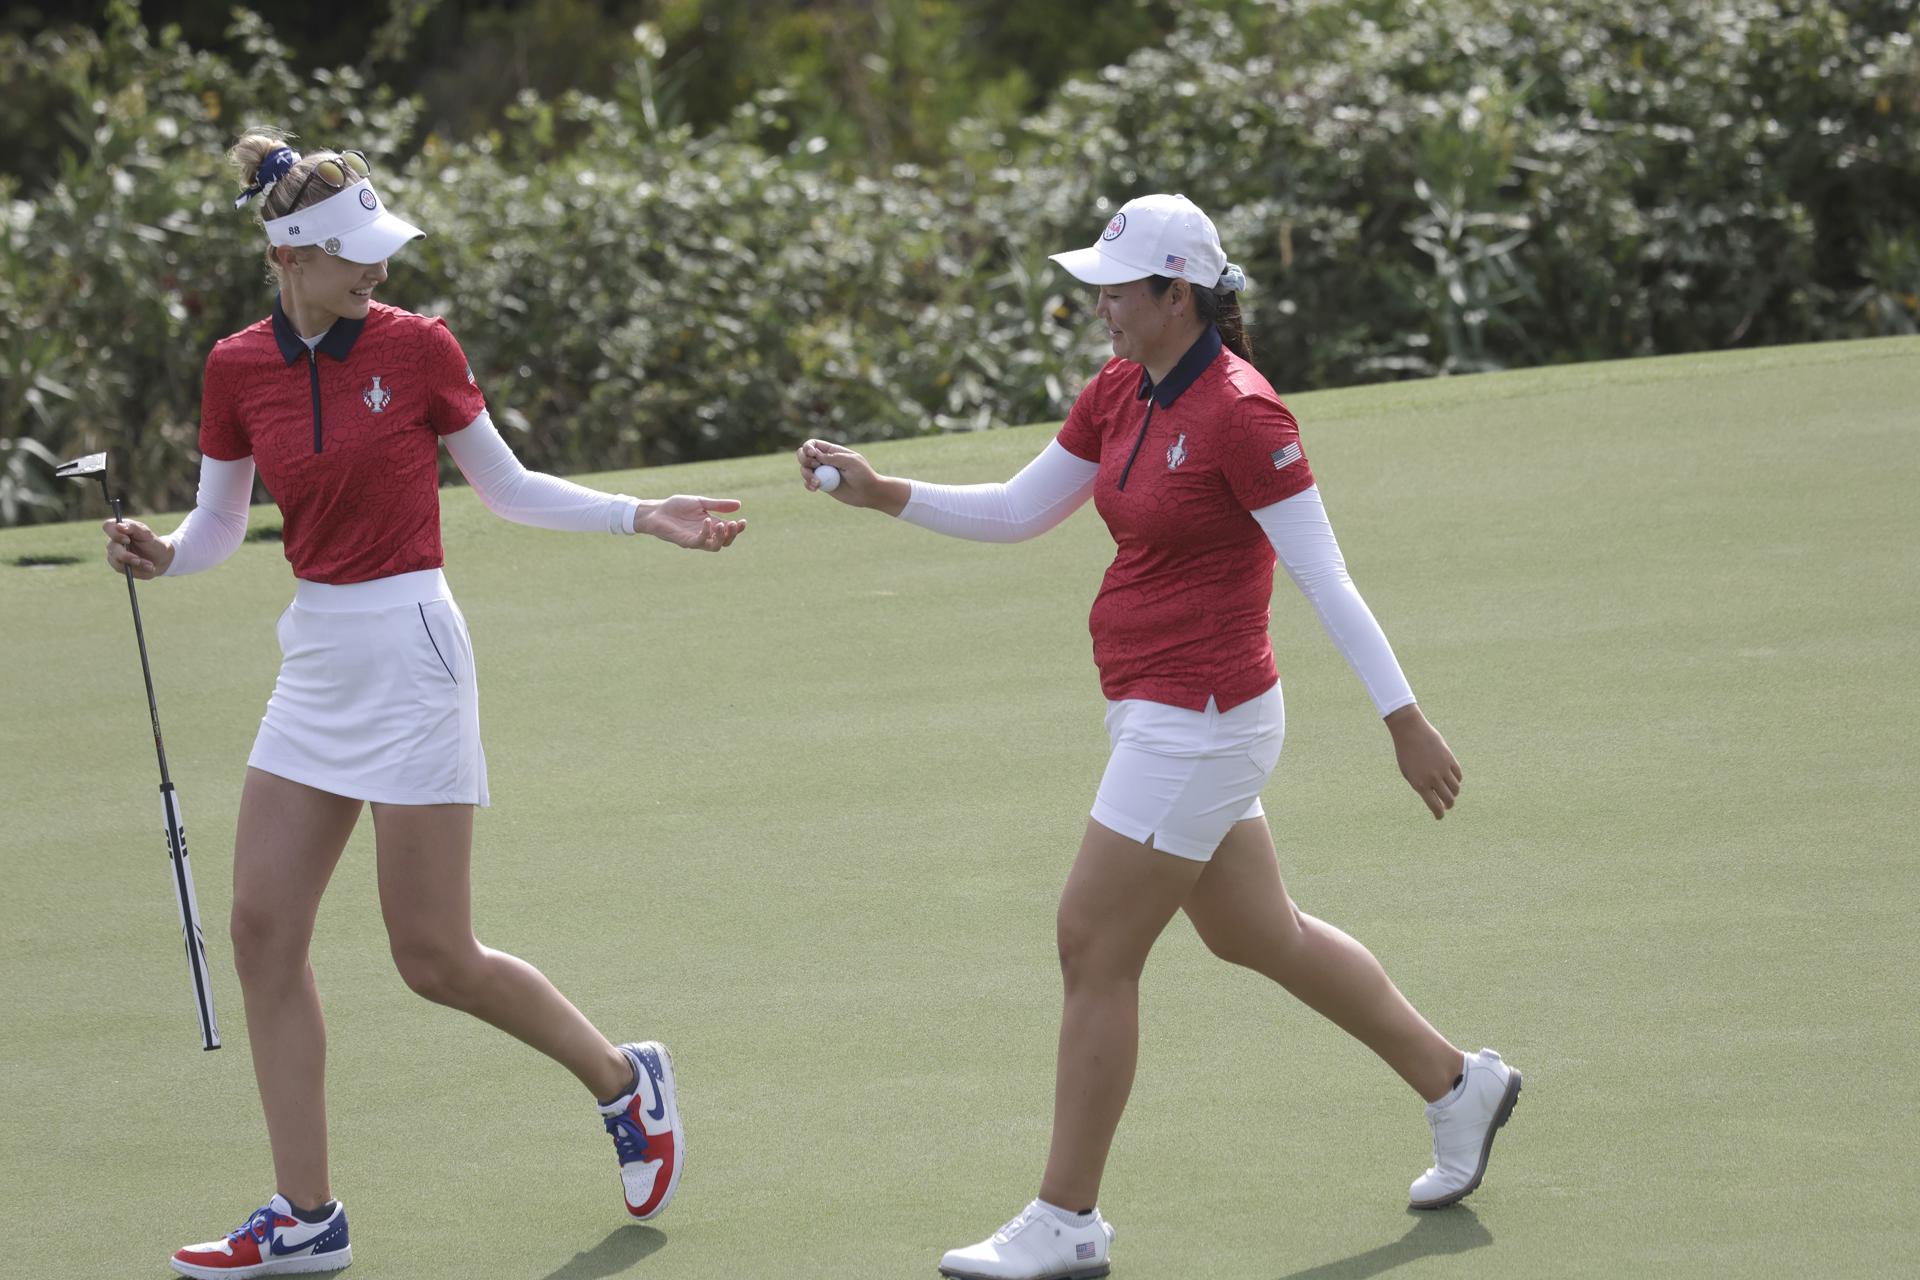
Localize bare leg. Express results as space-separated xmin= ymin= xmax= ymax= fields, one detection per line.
xmin=229 ymin=768 xmax=363 ymax=1208
xmin=370 ymin=802 xmax=631 ymax=1101
xmin=1037 ymin=820 xmax=1206 ymax=1211
xmin=1183 ymin=817 xmax=1462 ymax=1102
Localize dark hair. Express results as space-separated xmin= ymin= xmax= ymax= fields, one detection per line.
xmin=1148 ymin=275 xmax=1253 ymax=360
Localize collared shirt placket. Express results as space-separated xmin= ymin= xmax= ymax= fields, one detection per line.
xmin=1116 ymin=325 xmax=1223 ymax=492
xmin=271 ymin=296 xmax=365 ymax=456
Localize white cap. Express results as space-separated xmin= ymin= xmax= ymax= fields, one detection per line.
xmin=1049 ymin=193 xmax=1241 ymax=290
xmin=264 ymin=179 xmax=423 ymax=264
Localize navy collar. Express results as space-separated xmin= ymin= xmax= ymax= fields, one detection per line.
xmin=1136 ymin=325 xmax=1223 ymax=409
xmin=271 ymin=296 xmax=366 ymax=365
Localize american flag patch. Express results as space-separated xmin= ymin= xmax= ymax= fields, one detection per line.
xmin=1164 ymin=253 xmax=1187 ymax=272
xmin=1271 ymin=442 xmax=1303 ymax=469
xmin=1077 ymin=1241 xmax=1097 ymax=1260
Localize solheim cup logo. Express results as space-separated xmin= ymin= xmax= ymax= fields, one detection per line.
xmin=363 ymin=376 xmax=392 ymax=413
xmin=1102 ymin=212 xmax=1127 ymax=241
xmin=360 ymin=188 xmax=377 ymax=211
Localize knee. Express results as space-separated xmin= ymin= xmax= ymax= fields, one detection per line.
xmin=1055 ymin=909 xmax=1133 ymax=992
xmin=1198 ymin=929 xmax=1259 ymax=971
xmin=389 ymin=935 xmax=484 ymax=1008
xmin=1197 ymin=901 xmax=1305 ymax=973
xmin=229 ymin=900 xmax=304 ymax=983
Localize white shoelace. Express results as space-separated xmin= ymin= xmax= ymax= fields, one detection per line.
xmin=993 ymin=1205 xmax=1041 ymax=1244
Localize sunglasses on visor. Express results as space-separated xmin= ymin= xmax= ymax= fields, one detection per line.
xmin=285 ymin=149 xmax=372 ymax=209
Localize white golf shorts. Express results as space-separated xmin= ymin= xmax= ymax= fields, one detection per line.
xmin=1090 ymin=684 xmax=1284 ymax=861
xmin=249 ymin=568 xmax=489 ymax=806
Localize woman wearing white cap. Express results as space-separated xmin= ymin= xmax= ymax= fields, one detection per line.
xmin=799 ymin=193 xmax=1520 ymax=1279
xmin=101 ymin=130 xmax=738 ymax=1276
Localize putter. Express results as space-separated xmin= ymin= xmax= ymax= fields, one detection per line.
xmin=57 ymin=452 xmax=221 ymax=1051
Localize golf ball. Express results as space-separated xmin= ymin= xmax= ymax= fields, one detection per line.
xmin=815 ymin=464 xmax=842 ymax=493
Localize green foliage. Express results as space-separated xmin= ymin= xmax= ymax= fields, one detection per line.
xmin=0 ymin=2 xmax=416 ymax=521
xmin=2 ymin=0 xmax=1917 ymax=524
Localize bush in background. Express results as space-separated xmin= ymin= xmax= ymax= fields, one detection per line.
xmin=2 ymin=0 xmax=1915 ymax=524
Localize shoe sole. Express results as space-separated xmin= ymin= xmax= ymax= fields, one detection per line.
xmin=1409 ymin=1069 xmax=1522 ymax=1210
xmin=170 ymin=1246 xmax=351 ymax=1279
xmin=938 ymin=1265 xmax=1108 ymax=1280
xmin=628 ymin=1040 xmax=684 ymax=1221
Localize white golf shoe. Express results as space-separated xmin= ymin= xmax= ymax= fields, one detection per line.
xmin=939 ymin=1200 xmax=1116 ymax=1280
xmin=1409 ymin=1047 xmax=1522 ymax=1209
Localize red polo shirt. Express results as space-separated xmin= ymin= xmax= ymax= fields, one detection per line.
xmin=1056 ymin=327 xmax=1315 ymax=711
xmin=199 ymin=300 xmax=486 ymax=584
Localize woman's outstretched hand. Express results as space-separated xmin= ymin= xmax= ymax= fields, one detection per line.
xmin=636 ymin=496 xmax=746 ymax=551
xmin=795 ymin=439 xmax=910 ymax=516
xmin=1385 ymin=704 xmax=1462 ymax=820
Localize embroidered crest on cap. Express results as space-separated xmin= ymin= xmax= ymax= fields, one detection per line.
xmin=1102 ymin=212 xmax=1127 ymax=241
xmin=359 ymin=189 xmax=377 ymax=211
xmin=1164 ymin=253 xmax=1187 ymax=272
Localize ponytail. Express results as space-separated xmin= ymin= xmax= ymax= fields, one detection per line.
xmin=1200 ymin=287 xmax=1253 ymax=361
xmin=1150 ymin=275 xmax=1255 ymax=361
xmin=226 ymin=127 xmax=339 ymax=280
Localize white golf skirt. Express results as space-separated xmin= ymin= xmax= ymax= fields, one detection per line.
xmin=249 ymin=568 xmax=490 ymax=807
xmin=1090 ymin=684 xmax=1284 ymax=860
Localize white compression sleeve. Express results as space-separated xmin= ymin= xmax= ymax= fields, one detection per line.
xmin=444 ymin=410 xmax=641 ymax=535
xmin=899 ymin=440 xmax=1098 ymax=543
xmin=161 ymin=455 xmax=255 ymax=576
xmin=1252 ymin=486 xmax=1417 ymax=718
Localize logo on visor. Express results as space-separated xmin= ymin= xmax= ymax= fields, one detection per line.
xmin=360 ymin=189 xmax=377 ymax=211
xmin=1102 ymin=212 xmax=1127 ymax=241
xmin=363 ymin=376 xmax=392 ymax=413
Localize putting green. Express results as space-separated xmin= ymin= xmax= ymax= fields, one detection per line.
xmin=2 ymin=335 xmax=1914 ymax=1278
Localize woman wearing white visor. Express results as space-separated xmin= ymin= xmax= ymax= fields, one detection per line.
xmin=102 ymin=130 xmax=740 ymax=1277
xmin=798 ymin=193 xmax=1519 ymax=1280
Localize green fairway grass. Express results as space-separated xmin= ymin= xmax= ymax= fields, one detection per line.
xmin=3 ymin=336 xmax=1915 ymax=1278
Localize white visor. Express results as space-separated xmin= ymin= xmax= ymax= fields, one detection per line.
xmin=264 ymin=179 xmax=424 ymax=263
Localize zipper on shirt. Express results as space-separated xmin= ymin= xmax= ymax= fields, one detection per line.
xmin=305 ymin=349 xmax=324 ymax=453
xmin=1116 ymin=399 xmax=1157 ymax=491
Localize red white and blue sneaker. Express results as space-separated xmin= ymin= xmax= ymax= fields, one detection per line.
xmin=599 ymin=1040 xmax=683 ymax=1219
xmin=170 ymin=1195 xmax=350 ymax=1278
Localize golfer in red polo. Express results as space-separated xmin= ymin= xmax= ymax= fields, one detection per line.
xmin=799 ymin=194 xmax=1521 ymax=1280
xmin=103 ymin=129 xmax=743 ymax=1276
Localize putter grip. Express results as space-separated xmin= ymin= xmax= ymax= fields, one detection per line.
xmin=160 ymin=784 xmax=222 ymax=1050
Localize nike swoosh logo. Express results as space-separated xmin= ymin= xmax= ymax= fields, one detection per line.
xmin=267 ymin=1220 xmax=330 ymax=1256
xmin=637 ymin=1054 xmax=667 ymax=1122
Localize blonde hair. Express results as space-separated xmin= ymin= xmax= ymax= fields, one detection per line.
xmin=227 ymin=128 xmax=347 ymax=275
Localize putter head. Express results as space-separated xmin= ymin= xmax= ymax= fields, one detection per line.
xmin=54 ymin=452 xmax=108 ymax=481
xmin=55 ymin=452 xmax=116 ymax=513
